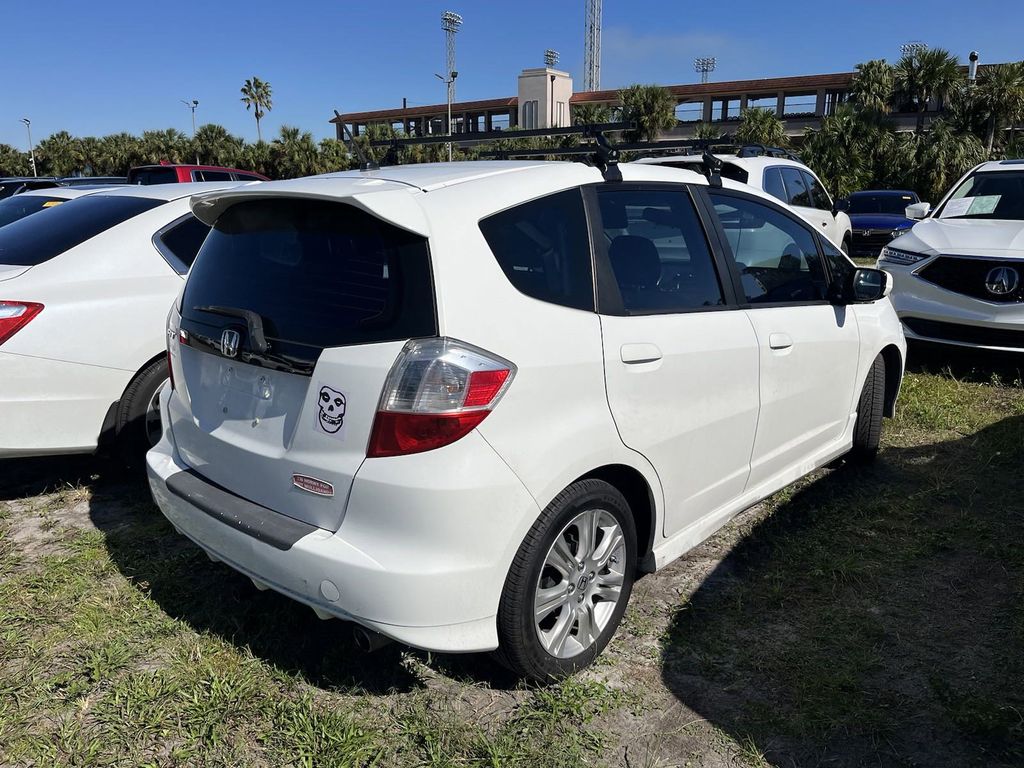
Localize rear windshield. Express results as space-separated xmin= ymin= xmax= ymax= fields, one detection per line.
xmin=128 ymin=167 xmax=179 ymax=185
xmin=0 ymin=195 xmax=67 ymax=228
xmin=180 ymin=198 xmax=436 ymax=369
xmin=0 ymin=195 xmax=162 ymax=266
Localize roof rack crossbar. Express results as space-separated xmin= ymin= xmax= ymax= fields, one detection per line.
xmin=364 ymin=121 xmax=633 ymax=149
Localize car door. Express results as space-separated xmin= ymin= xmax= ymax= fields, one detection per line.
xmin=592 ymin=183 xmax=760 ymax=538
xmin=704 ymin=188 xmax=861 ymax=492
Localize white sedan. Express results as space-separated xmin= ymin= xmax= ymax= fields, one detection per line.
xmin=880 ymin=160 xmax=1024 ymax=352
xmin=0 ymin=181 xmax=255 ymax=458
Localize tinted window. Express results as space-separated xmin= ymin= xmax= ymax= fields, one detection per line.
xmin=848 ymin=193 xmax=917 ymax=215
xmin=479 ymin=189 xmax=593 ymax=311
xmin=596 ymin=187 xmax=723 ymax=313
xmin=820 ymin=237 xmax=855 ymax=290
xmin=0 ymin=196 xmax=162 ymax=266
xmin=779 ymin=167 xmax=812 ymax=207
xmin=128 ymin=168 xmax=179 ymax=185
xmin=710 ymin=192 xmax=828 ymax=304
xmin=157 ymin=215 xmax=211 ymax=273
xmin=802 ymin=171 xmax=832 ymax=210
xmin=181 ymin=199 xmax=436 ymax=368
xmin=233 ymin=172 xmax=264 ymax=181
xmin=194 ymin=170 xmax=232 ymax=182
xmin=0 ymin=195 xmax=66 ymax=228
xmin=762 ymin=168 xmax=787 ymax=203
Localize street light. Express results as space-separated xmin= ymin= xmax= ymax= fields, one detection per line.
xmin=19 ymin=118 xmax=36 ymax=177
xmin=181 ymin=99 xmax=199 ymax=164
xmin=434 ymin=70 xmax=458 ymax=162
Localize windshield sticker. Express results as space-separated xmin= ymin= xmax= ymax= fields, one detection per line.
xmin=941 ymin=195 xmax=1001 ymax=218
xmin=315 ymin=384 xmax=347 ymax=438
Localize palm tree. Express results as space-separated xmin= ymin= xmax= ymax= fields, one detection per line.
xmin=893 ymin=48 xmax=962 ymax=132
xmin=36 ymin=131 xmax=83 ymax=176
xmin=618 ymin=84 xmax=677 ymax=142
xmin=801 ymin=105 xmax=875 ymax=198
xmin=0 ymin=143 xmax=29 ymax=176
xmin=240 ymin=77 xmax=273 ymax=143
xmin=971 ymin=62 xmax=1024 ymax=153
xmin=915 ymin=119 xmax=986 ymax=201
xmin=140 ymin=129 xmax=188 ymax=164
xmin=692 ymin=122 xmax=723 ymax=141
xmin=192 ymin=124 xmax=244 ymax=167
xmin=735 ymin=107 xmax=787 ymax=147
xmin=318 ymin=138 xmax=352 ymax=173
xmin=98 ymin=132 xmax=146 ymax=175
xmin=850 ymin=59 xmax=895 ymax=114
xmin=571 ymin=102 xmax=613 ymax=127
xmin=271 ymin=126 xmax=320 ymax=178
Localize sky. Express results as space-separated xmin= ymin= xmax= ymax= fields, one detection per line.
xmin=2 ymin=0 xmax=1023 ymax=148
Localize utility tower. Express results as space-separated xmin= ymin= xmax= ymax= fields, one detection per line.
xmin=441 ymin=10 xmax=463 ymax=100
xmin=583 ymin=0 xmax=601 ymax=92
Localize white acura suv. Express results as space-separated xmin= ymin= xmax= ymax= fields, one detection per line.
xmin=147 ymin=160 xmax=905 ymax=680
xmin=880 ymin=159 xmax=1024 ymax=351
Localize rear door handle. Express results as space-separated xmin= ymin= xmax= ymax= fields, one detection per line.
xmin=620 ymin=343 xmax=663 ymax=364
xmin=768 ymin=333 xmax=793 ymax=350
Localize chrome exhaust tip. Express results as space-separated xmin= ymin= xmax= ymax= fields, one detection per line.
xmin=353 ymin=625 xmax=392 ymax=653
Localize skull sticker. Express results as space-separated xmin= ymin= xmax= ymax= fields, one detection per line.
xmin=316 ymin=385 xmax=346 ymax=435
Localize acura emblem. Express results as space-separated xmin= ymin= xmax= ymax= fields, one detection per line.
xmin=985 ymin=266 xmax=1020 ymax=296
xmin=220 ymin=329 xmax=241 ymax=358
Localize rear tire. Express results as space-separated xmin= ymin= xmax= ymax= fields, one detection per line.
xmin=115 ymin=357 xmax=169 ymax=465
xmin=851 ymin=354 xmax=885 ymax=462
xmin=496 ymin=479 xmax=637 ymax=682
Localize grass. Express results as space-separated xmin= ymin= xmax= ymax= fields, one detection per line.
xmin=1 ymin=346 xmax=1022 ymax=766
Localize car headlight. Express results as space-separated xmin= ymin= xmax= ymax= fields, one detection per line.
xmin=879 ymin=246 xmax=927 ymax=265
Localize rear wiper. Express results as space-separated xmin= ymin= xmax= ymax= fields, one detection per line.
xmin=193 ymin=305 xmax=270 ymax=354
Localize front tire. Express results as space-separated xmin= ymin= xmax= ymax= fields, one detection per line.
xmin=496 ymin=479 xmax=637 ymax=681
xmin=851 ymin=354 xmax=885 ymax=461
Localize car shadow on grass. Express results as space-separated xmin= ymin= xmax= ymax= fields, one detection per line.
xmin=907 ymin=340 xmax=1024 ymax=384
xmin=0 ymin=453 xmax=516 ymax=694
xmin=661 ymin=414 xmax=1024 ymax=767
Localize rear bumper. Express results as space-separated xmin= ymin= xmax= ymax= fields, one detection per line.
xmin=0 ymin=351 xmax=129 ymax=457
xmin=146 ymin=387 xmax=541 ymax=653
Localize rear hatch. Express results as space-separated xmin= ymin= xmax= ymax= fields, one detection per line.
xmin=168 ymin=196 xmax=435 ymax=532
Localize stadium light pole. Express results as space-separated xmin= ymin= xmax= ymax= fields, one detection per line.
xmin=19 ymin=118 xmax=36 ymax=177
xmin=694 ymin=56 xmax=717 ymax=84
xmin=900 ymin=41 xmax=927 ymax=57
xmin=435 ymin=71 xmax=458 ymax=162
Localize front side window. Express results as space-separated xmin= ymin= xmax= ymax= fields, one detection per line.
xmin=479 ymin=188 xmax=593 ymax=311
xmin=710 ymin=192 xmax=828 ymax=304
xmin=779 ymin=167 xmax=813 ymax=207
xmin=820 ymin=237 xmax=855 ymax=291
xmin=596 ymin=187 xmax=723 ymax=313
xmin=802 ymin=171 xmax=833 ymax=211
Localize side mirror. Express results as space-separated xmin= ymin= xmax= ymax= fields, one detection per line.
xmin=906 ymin=201 xmax=931 ymax=220
xmin=848 ymin=268 xmax=889 ymax=303
xmin=833 ymin=197 xmax=849 ymax=215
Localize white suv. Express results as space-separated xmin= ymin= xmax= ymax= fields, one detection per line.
xmin=147 ymin=160 xmax=905 ymax=680
xmin=637 ymin=149 xmax=853 ymax=253
xmin=880 ymin=159 xmax=1024 ymax=352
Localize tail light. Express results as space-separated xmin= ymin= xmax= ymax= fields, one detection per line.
xmin=0 ymin=301 xmax=43 ymax=346
xmin=367 ymin=338 xmax=516 ymax=458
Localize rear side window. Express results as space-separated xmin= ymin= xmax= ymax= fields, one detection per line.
xmin=762 ymin=168 xmax=787 ymax=203
xmin=779 ymin=167 xmax=812 ymax=207
xmin=181 ymin=199 xmax=436 ymax=366
xmin=155 ymin=215 xmax=211 ymax=273
xmin=193 ymin=170 xmax=232 ymax=182
xmin=0 ymin=195 xmax=66 ymax=228
xmin=479 ymin=189 xmax=594 ymax=311
xmin=802 ymin=171 xmax=833 ymax=211
xmin=128 ymin=167 xmax=179 ymax=185
xmin=0 ymin=196 xmax=162 ymax=266
xmin=596 ymin=187 xmax=723 ymax=313
xmin=233 ymin=172 xmax=263 ymax=181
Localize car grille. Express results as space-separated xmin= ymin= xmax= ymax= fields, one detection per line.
xmin=851 ymin=229 xmax=897 ymax=257
xmin=902 ymin=317 xmax=1024 ymax=349
xmin=916 ymin=256 xmax=1024 ymax=303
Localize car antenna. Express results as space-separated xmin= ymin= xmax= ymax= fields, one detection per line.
xmin=334 ymin=110 xmax=379 ymax=171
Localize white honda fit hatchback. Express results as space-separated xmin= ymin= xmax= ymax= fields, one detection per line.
xmin=147 ymin=161 xmax=905 ymax=680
